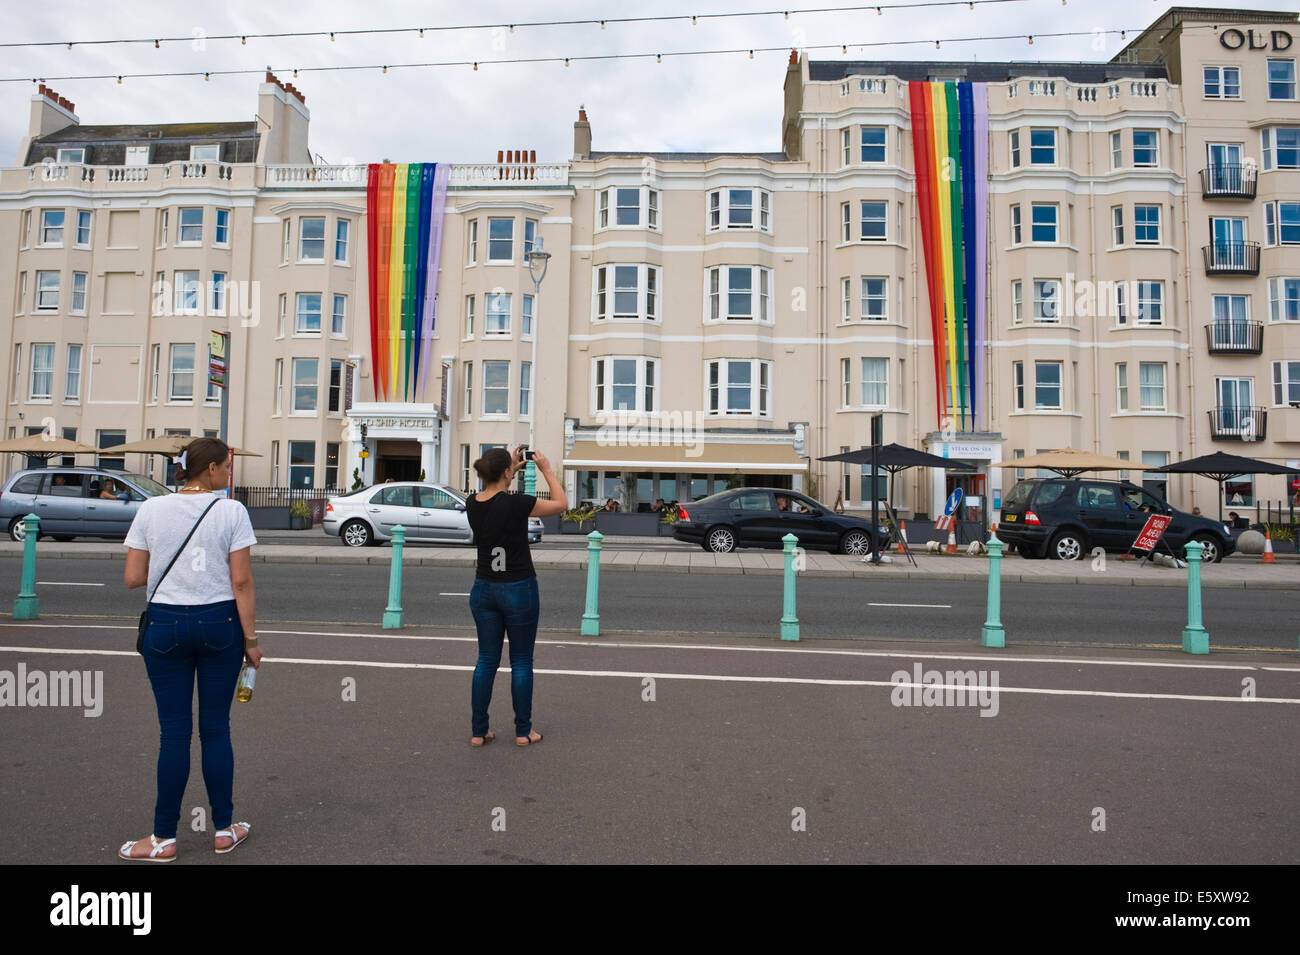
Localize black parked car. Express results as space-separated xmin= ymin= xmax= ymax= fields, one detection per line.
xmin=673 ymin=487 xmax=883 ymax=555
xmin=997 ymin=478 xmax=1234 ymax=562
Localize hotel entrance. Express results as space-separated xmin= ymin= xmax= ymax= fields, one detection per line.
xmin=374 ymin=440 xmax=422 ymax=483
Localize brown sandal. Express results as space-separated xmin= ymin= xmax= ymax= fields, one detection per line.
xmin=516 ymin=731 xmax=543 ymax=747
xmin=470 ymin=731 xmax=496 ymax=747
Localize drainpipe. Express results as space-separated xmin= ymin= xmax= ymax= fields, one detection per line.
xmin=818 ymin=112 xmax=828 ymax=502
xmin=1176 ymin=106 xmax=1195 ymax=510
xmin=1087 ymin=120 xmax=1100 ymax=454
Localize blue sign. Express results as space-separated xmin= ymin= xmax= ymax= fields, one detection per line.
xmin=943 ymin=487 xmax=964 ymax=517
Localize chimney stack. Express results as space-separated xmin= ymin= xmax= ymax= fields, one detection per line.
xmin=573 ymin=106 xmax=591 ymax=160
xmin=24 ymin=82 xmax=79 ymax=155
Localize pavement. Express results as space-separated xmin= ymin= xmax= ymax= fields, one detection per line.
xmin=2 ymin=618 xmax=1298 ymax=864
xmin=2 ymin=534 xmax=1296 ymax=589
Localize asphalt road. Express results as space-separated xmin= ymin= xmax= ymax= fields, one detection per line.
xmin=4 ymin=558 xmax=1297 ymax=650
xmin=1 ymin=623 xmax=1296 ymax=864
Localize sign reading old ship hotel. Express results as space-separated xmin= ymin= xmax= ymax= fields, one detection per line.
xmin=3 ymin=5 xmax=1297 ymax=518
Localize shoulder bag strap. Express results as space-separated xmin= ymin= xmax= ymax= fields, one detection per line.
xmin=147 ymin=498 xmax=221 ymax=603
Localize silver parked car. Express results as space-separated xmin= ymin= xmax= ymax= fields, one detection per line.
xmin=323 ymin=482 xmax=543 ymax=547
xmin=0 ymin=467 xmax=172 ymax=541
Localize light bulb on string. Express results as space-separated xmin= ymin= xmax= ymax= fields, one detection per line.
xmin=382 ymin=65 xmax=387 ymax=73
xmin=565 ymin=57 xmax=570 ymax=67
xmin=204 ymin=73 xmax=210 ymax=81
xmin=1027 ymin=35 xmax=1033 ymax=44
xmin=657 ymin=53 xmax=662 ymax=62
xmin=241 ymin=36 xmax=246 ymax=45
xmin=117 ymin=75 xmax=122 ymax=84
xmin=293 ymin=68 xmax=298 ymax=77
xmin=600 ymin=21 xmax=605 ymax=29
xmin=329 ymin=32 xmax=335 ymax=41
xmin=749 ymin=49 xmax=754 ymax=59
xmin=154 ymin=39 xmax=159 ymax=49
xmin=473 ymin=62 xmax=478 ymax=70
xmin=935 ymin=40 xmax=940 ymax=49
xmin=418 ymin=28 xmax=424 ymax=38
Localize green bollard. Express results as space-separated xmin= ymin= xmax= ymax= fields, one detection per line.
xmin=980 ymin=531 xmax=1005 ymax=647
xmin=382 ymin=525 xmax=405 ymax=629
xmin=580 ymin=530 xmax=602 ymax=636
xmin=13 ymin=513 xmax=40 ymax=620
xmin=1181 ymin=539 xmax=1209 ymax=654
xmin=781 ymin=532 xmax=800 ymax=641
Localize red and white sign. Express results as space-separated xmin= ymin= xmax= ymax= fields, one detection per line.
xmin=1133 ymin=514 xmax=1172 ymax=552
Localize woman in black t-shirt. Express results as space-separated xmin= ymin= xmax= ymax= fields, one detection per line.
xmin=464 ymin=446 xmax=566 ymax=747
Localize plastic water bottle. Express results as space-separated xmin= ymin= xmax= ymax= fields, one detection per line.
xmin=236 ymin=662 xmax=256 ymax=703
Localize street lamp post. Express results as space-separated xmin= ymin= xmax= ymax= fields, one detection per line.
xmin=524 ymin=234 xmax=551 ymax=494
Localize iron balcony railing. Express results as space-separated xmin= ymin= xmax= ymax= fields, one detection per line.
xmin=1207 ymin=406 xmax=1267 ymax=441
xmin=1202 ymin=241 xmax=1260 ymax=275
xmin=1204 ymin=321 xmax=1264 ymax=354
xmin=1199 ymin=164 xmax=1258 ymax=199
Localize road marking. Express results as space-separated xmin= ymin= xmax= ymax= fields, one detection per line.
xmin=439 ymin=592 xmax=471 ymax=597
xmin=35 ymin=582 xmax=105 ymax=587
xmin=869 ymin=602 xmax=951 ymax=609
xmin=0 ymin=645 xmax=1295 ymax=705
xmin=0 ymin=623 xmax=1273 ymax=671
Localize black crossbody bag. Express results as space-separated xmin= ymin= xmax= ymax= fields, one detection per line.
xmin=136 ymin=498 xmax=221 ymax=654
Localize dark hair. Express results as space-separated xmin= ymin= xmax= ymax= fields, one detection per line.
xmin=473 ymin=447 xmax=513 ymax=485
xmin=175 ymin=437 xmax=230 ymax=483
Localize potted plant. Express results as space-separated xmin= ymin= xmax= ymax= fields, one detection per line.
xmin=658 ymin=506 xmax=679 ymax=536
xmin=350 ymin=467 xmax=363 ymax=491
xmin=560 ymin=504 xmax=599 ymax=534
xmin=289 ymin=499 xmax=311 ymax=530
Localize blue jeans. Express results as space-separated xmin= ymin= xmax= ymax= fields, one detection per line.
xmin=469 ymin=576 xmax=540 ymax=738
xmin=141 ymin=599 xmax=244 ymax=839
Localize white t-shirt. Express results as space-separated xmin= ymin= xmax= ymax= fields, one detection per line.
xmin=124 ymin=493 xmax=258 ymax=605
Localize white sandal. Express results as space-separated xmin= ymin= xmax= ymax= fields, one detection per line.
xmin=118 ymin=834 xmax=177 ymax=862
xmin=214 ymin=822 xmax=251 ymax=854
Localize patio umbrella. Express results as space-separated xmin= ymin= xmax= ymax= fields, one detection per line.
xmin=99 ymin=435 xmax=263 ymax=457
xmin=0 ymin=435 xmax=100 ymax=460
xmin=819 ymin=443 xmax=974 ymax=513
xmin=990 ymin=447 xmax=1150 ymax=479
xmin=1149 ymin=451 xmax=1300 ymax=524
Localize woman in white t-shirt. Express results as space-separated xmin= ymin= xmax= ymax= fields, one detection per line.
xmin=117 ymin=438 xmax=261 ymax=862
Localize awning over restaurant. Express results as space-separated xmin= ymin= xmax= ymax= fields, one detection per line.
xmin=563 ymin=440 xmax=806 ymax=474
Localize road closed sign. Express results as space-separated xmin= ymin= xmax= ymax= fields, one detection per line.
xmin=1133 ymin=514 xmax=1172 ymax=552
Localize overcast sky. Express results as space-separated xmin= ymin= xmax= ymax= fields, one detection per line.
xmin=2 ymin=0 xmax=1296 ymax=165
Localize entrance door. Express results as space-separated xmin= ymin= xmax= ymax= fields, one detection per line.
xmin=1206 ymin=142 xmax=1243 ymax=191
xmin=1210 ymin=217 xmax=1246 ymax=269
xmin=1215 ymin=377 xmax=1255 ymax=436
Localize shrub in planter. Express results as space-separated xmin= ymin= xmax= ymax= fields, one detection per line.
xmin=560 ymin=505 xmax=599 ymax=533
xmin=289 ymin=499 xmax=311 ymax=530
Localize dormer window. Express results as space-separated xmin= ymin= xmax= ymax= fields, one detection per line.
xmin=56 ymin=148 xmax=84 ymax=164
xmin=190 ymin=144 xmax=220 ymax=162
xmin=125 ymin=146 xmax=150 ymax=166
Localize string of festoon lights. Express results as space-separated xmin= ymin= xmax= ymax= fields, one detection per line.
xmin=0 ymin=0 xmax=1061 ymax=50
xmin=6 ymin=28 xmax=1141 ymax=86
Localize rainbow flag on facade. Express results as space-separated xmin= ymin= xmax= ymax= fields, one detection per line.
xmin=907 ymin=81 xmax=988 ymax=432
xmin=365 ymin=162 xmax=450 ymax=402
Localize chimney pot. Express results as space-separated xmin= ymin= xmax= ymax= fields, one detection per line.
xmin=578 ymin=107 xmax=588 ymax=122
xmin=788 ymin=50 xmax=798 ymax=66
xmin=67 ymin=101 xmax=75 ymax=113
xmin=265 ymin=70 xmax=276 ymax=84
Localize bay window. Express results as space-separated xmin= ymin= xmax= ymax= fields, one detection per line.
xmin=706 ymin=266 xmax=773 ymax=322
xmin=593 ymin=356 xmax=659 ymax=414
xmin=594 ymin=264 xmax=661 ymax=322
xmin=707 ymin=359 xmax=771 ymax=417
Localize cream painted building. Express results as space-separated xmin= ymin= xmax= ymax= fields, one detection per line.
xmin=2 ymin=6 xmax=1297 ymax=521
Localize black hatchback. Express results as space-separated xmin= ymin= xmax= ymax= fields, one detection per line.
xmin=672 ymin=487 xmax=883 ymax=555
xmin=997 ymin=478 xmax=1234 ymax=563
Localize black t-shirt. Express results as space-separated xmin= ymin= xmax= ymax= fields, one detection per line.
xmin=465 ymin=491 xmax=537 ymax=581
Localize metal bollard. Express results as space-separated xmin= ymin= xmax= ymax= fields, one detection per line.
xmin=382 ymin=525 xmax=405 ymax=629
xmin=781 ymin=533 xmax=800 ymax=641
xmin=580 ymin=530 xmax=602 ymax=636
xmin=1180 ymin=539 xmax=1209 ymax=654
xmin=980 ymin=531 xmax=1005 ymax=648
xmin=13 ymin=513 xmax=40 ymax=620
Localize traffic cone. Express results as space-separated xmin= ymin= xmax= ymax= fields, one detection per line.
xmin=1262 ymin=530 xmax=1276 ymax=563
xmin=944 ymin=529 xmax=958 ymax=555
xmin=897 ymin=520 xmax=908 ymax=554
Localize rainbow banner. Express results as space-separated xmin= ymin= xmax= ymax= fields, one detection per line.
xmin=908 ymin=81 xmax=988 ymax=432
xmin=365 ymin=162 xmax=448 ymax=403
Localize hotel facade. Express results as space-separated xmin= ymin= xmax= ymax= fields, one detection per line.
xmin=2 ymin=5 xmax=1297 ymax=520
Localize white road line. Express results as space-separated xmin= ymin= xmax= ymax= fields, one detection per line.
xmin=869 ymin=602 xmax=951 ymax=609
xmin=0 ymin=623 xmax=1273 ymax=671
xmin=439 ymin=592 xmax=471 ymax=597
xmin=0 ymin=644 xmax=1295 ymax=705
xmin=35 ymin=582 xmax=105 ymax=587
